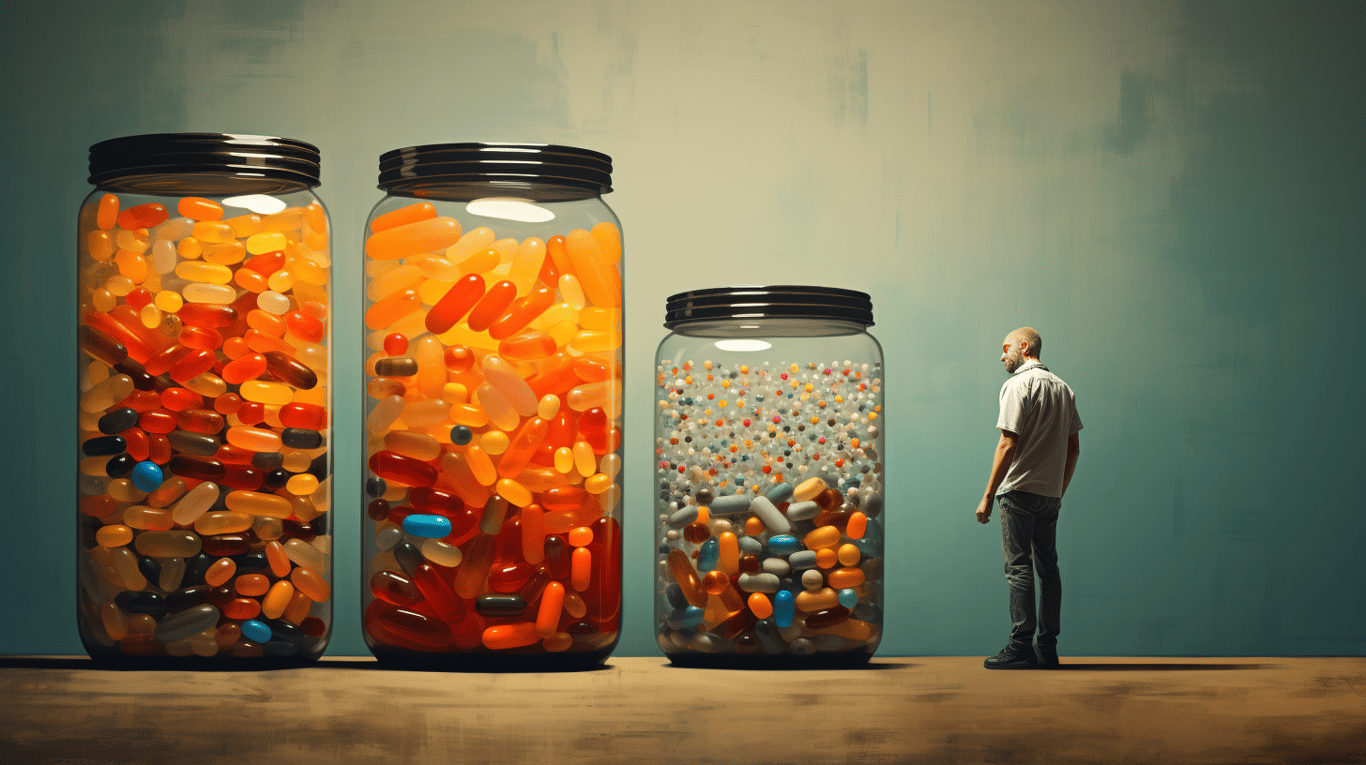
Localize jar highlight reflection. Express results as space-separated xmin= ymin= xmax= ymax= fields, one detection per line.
xmin=361 ymin=143 xmax=623 ymax=668
xmin=655 ymin=287 xmax=884 ymax=667
xmin=77 ymin=134 xmax=333 ymax=662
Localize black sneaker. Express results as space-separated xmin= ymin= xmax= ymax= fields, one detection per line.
xmin=984 ymin=647 xmax=1038 ymax=669
xmin=1035 ymin=644 xmax=1060 ymax=668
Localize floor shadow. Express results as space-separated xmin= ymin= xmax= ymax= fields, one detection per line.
xmin=659 ymin=660 xmax=917 ymax=671
xmin=1057 ymin=662 xmax=1276 ymax=671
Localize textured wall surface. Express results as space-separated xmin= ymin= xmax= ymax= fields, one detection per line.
xmin=0 ymin=0 xmax=1360 ymax=657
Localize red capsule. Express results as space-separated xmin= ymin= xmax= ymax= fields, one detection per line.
xmin=125 ymin=288 xmax=153 ymax=311
xmin=144 ymin=344 xmax=192 ymax=377
xmin=176 ymin=409 xmax=224 ymax=434
xmin=160 ymin=387 xmax=204 ymax=412
xmin=179 ymin=326 xmax=223 ymax=350
xmin=138 ymin=409 xmax=178 ymax=434
xmin=219 ymin=464 xmax=263 ymax=490
xmin=169 ymin=349 xmax=216 ymax=383
xmin=370 ymin=570 xmax=421 ymax=607
xmin=286 ymin=311 xmax=325 ymax=344
xmin=368 ymin=450 xmax=437 ymax=488
xmin=466 ymin=280 xmax=517 ymax=332
xmin=176 ymin=304 xmax=237 ymax=328
xmin=147 ymin=434 xmax=172 ymax=464
xmin=279 ymin=403 xmax=327 ymax=430
xmin=425 ymin=274 xmax=484 ymax=335
xmin=116 ymin=203 xmax=168 ymax=230
xmin=121 ymin=427 xmax=149 ymax=461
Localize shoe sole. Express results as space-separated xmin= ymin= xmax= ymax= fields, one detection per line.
xmin=984 ymin=662 xmax=1038 ymax=670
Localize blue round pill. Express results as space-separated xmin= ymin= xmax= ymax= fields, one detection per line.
xmin=130 ymin=461 xmax=163 ymax=492
xmin=838 ymin=588 xmax=859 ymax=609
xmin=403 ymin=513 xmax=452 ymax=539
xmin=241 ymin=619 xmax=272 ymax=643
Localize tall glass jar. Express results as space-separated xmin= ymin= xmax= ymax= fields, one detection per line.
xmin=77 ymin=134 xmax=333 ymax=663
xmin=654 ymin=286 xmax=884 ymax=667
xmin=361 ymin=143 xmax=623 ymax=669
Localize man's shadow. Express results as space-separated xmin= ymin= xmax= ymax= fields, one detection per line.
xmin=1055 ymin=661 xmax=1274 ymax=671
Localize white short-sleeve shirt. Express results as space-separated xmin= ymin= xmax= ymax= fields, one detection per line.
xmin=996 ymin=361 xmax=1082 ymax=498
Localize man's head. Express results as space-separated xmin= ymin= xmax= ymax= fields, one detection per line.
xmin=1001 ymin=327 xmax=1042 ymax=374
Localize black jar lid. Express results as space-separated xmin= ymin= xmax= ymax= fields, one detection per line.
xmin=664 ymin=285 xmax=875 ymax=329
xmin=88 ymin=133 xmax=321 ymax=188
xmin=378 ymin=142 xmax=613 ymax=195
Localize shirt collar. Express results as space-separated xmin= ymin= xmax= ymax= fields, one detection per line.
xmin=1013 ymin=360 xmax=1047 ymax=375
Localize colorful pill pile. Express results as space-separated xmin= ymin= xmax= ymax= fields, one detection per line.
xmin=654 ymin=357 xmax=884 ymax=657
xmin=362 ymin=202 xmax=623 ymax=656
xmin=77 ymin=192 xmax=332 ymax=659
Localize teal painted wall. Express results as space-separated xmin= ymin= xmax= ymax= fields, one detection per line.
xmin=1 ymin=0 xmax=1360 ymax=657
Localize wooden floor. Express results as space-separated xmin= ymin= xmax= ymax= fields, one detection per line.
xmin=1 ymin=656 xmax=1362 ymax=764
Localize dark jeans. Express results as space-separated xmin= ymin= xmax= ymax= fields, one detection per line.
xmin=998 ymin=490 xmax=1062 ymax=653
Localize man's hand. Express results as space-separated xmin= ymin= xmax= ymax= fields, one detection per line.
xmin=976 ymin=497 xmax=992 ymax=524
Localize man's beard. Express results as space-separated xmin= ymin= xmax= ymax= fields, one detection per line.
xmin=1004 ymin=349 xmax=1023 ymax=374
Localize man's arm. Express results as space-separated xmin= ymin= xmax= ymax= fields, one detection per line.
xmin=976 ymin=430 xmax=1019 ymax=524
xmin=1062 ymin=432 xmax=1080 ymax=496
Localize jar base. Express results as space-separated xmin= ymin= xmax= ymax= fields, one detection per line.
xmin=368 ymin=645 xmax=616 ymax=672
xmin=664 ymin=651 xmax=875 ymax=670
xmin=81 ymin=652 xmax=324 ymax=671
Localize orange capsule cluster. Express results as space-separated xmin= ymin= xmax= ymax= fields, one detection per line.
xmin=362 ymin=202 xmax=624 ymax=656
xmin=78 ymin=191 xmax=331 ymax=659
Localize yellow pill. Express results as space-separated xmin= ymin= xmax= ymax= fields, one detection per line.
xmin=239 ymin=381 xmax=293 ymax=405
xmin=578 ymin=307 xmax=620 ymax=330
xmin=225 ymin=490 xmax=293 ymax=518
xmin=568 ymin=330 xmax=620 ymax=354
xmin=536 ymin=394 xmax=561 ymax=419
xmin=139 ymin=304 xmax=162 ymax=329
xmin=282 ymin=451 xmax=314 ymax=472
xmin=202 ymin=242 xmax=246 ymax=265
xmin=192 ymin=221 xmax=235 ymax=243
xmin=267 ymin=269 xmax=295 ymax=293
xmin=88 ymin=230 xmax=115 ymax=262
xmin=114 ymin=250 xmax=148 ymax=283
xmin=247 ymin=231 xmax=287 ymax=255
xmin=495 ymin=478 xmax=532 ymax=507
xmin=565 ymin=229 xmax=620 ymax=308
xmin=286 ymin=474 xmax=320 ymax=495
xmin=262 ymin=580 xmax=295 ymax=619
xmin=558 ymin=274 xmax=586 ymax=310
xmin=466 ymin=444 xmax=497 ymax=486
xmin=480 ymin=430 xmax=510 ymax=455
xmin=175 ymin=261 xmax=233 ymax=285
xmin=292 ymin=567 xmax=331 ymax=603
xmin=838 ymin=543 xmax=862 ymax=567
xmin=445 ymin=226 xmax=495 ymax=263
xmin=182 ymin=283 xmax=236 ymax=304
xmin=176 ymin=237 xmax=202 ymax=259
xmin=793 ymin=477 xmax=828 ymax=502
xmin=441 ymin=383 xmax=469 ymax=405
xmin=194 ymin=511 xmax=254 ymax=536
xmin=589 ymin=221 xmax=621 ymax=265
xmin=547 ymin=320 xmax=578 ymax=347
xmin=553 ymin=447 xmax=574 ymax=474
xmin=154 ymin=290 xmax=183 ymax=312
xmin=92 ymin=288 xmax=117 ymax=311
xmin=584 ymin=473 xmax=612 ymax=494
xmin=116 ymin=228 xmax=149 ymax=254
xmin=460 ymin=247 xmax=500 ymax=274
xmin=572 ymin=440 xmax=596 ymax=477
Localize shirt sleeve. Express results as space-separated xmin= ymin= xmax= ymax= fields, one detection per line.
xmin=1069 ymin=389 xmax=1083 ymax=434
xmin=997 ymin=379 xmax=1026 ymax=435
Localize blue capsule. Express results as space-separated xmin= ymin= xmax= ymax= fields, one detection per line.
xmin=852 ymin=536 xmax=880 ymax=559
xmin=666 ymin=605 xmax=705 ymax=629
xmin=241 ymin=618 xmax=272 ymax=643
xmin=838 ymin=588 xmax=860 ymax=609
xmin=402 ymin=513 xmax=452 ymax=539
xmin=130 ymin=460 xmax=163 ymax=492
xmin=767 ymin=534 xmax=800 ymax=556
xmin=773 ymin=589 xmax=795 ymax=628
xmin=697 ymin=537 xmax=720 ymax=573
xmin=765 ymin=482 xmax=794 ymax=504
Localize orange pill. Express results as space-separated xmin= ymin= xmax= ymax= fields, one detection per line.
xmin=177 ymin=197 xmax=224 ymax=221
xmin=96 ymin=193 xmax=119 ymax=230
xmin=466 ymin=280 xmax=517 ymax=332
xmin=536 ymin=581 xmax=566 ymax=638
xmin=567 ymin=526 xmax=594 ymax=548
xmin=827 ymin=567 xmax=867 ymax=589
xmin=487 ymin=286 xmax=554 ymax=340
xmin=837 ymin=543 xmax=862 ymax=567
xmin=668 ymin=548 xmax=706 ymax=607
xmin=847 ymin=511 xmax=868 ymax=540
xmin=371 ymin=201 xmax=436 ymax=233
xmin=748 ymin=592 xmax=773 ymax=619
xmin=264 ymin=540 xmax=292 ymax=578
xmin=262 ymin=580 xmax=294 ymax=619
xmin=365 ymin=216 xmax=462 ymax=260
xmin=204 ymin=557 xmax=237 ymax=586
xmin=803 ymin=525 xmax=842 ymax=550
xmin=745 ymin=517 xmax=765 ymax=536
xmin=571 ymin=547 xmax=592 ymax=591
xmin=235 ymin=574 xmax=270 ymax=597
xmin=222 ymin=598 xmax=261 ymax=620
xmin=292 ymin=566 xmax=330 ymax=602
xmin=482 ymin=622 xmax=540 ymax=651
xmin=364 ymin=289 xmax=420 ymax=330
xmin=816 ymin=547 xmax=839 ymax=569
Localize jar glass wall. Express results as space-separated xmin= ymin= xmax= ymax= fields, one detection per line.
xmin=654 ymin=288 xmax=884 ymax=668
xmin=360 ymin=143 xmax=623 ymax=669
xmin=77 ymin=134 xmax=332 ymax=663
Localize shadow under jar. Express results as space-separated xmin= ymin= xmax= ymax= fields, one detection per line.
xmin=655 ymin=286 xmax=885 ymax=668
xmin=361 ymin=143 xmax=623 ymax=670
xmin=77 ymin=133 xmax=333 ymax=666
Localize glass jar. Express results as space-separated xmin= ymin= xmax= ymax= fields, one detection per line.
xmin=77 ymin=133 xmax=333 ymax=663
xmin=654 ymin=286 xmax=885 ymax=667
xmin=361 ymin=143 xmax=623 ymax=669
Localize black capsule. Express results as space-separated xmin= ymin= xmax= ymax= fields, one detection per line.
xmin=233 ymin=550 xmax=270 ymax=575
xmin=564 ymin=621 xmax=597 ymax=635
xmin=97 ymin=407 xmax=138 ymax=435
xmin=281 ymin=428 xmax=322 ymax=449
xmin=182 ymin=553 xmax=212 ymax=587
xmin=281 ymin=520 xmax=316 ymax=543
xmin=393 ymin=542 xmax=422 ymax=578
xmin=366 ymin=477 xmax=387 ymax=498
xmin=115 ymin=590 xmax=166 ymax=618
xmin=474 ymin=595 xmax=526 ymax=617
xmin=696 ymin=489 xmax=714 ymax=506
xmin=263 ymin=469 xmax=289 ymax=491
xmin=374 ymin=357 xmax=417 ymax=376
xmin=105 ymin=453 xmax=136 ymax=478
xmin=83 ymin=435 xmax=127 ymax=457
xmin=168 ymin=430 xmax=219 ymax=456
xmin=310 ymin=513 xmax=328 ymax=535
xmin=665 ymin=583 xmax=688 ymax=610
xmin=262 ymin=639 xmax=301 ymax=657
xmin=450 ymin=426 xmax=472 ymax=445
xmin=166 ymin=585 xmax=211 ymax=614
xmin=136 ymin=555 xmax=162 ymax=582
xmin=307 ymin=453 xmax=329 ymax=481
xmin=251 ymin=451 xmax=284 ymax=471
xmin=262 ymin=618 xmax=304 ymax=646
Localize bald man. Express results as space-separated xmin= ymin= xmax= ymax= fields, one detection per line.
xmin=977 ymin=327 xmax=1082 ymax=669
